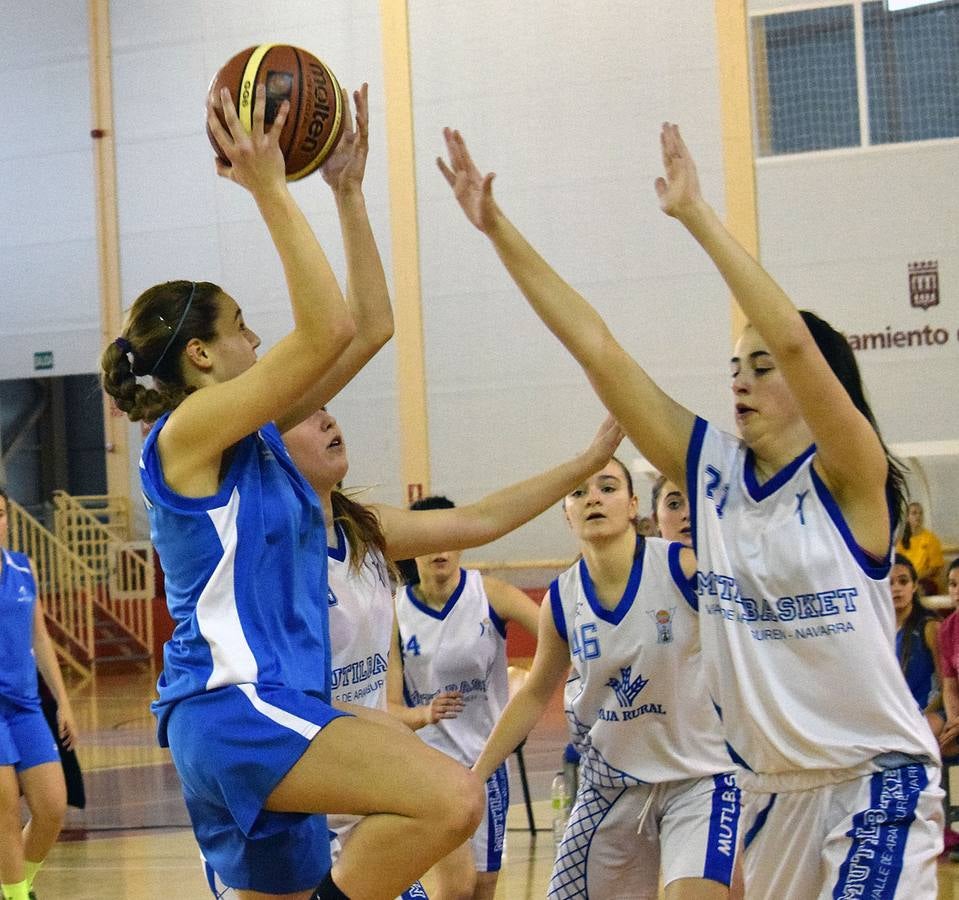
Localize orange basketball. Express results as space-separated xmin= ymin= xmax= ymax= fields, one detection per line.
xmin=207 ymin=44 xmax=345 ymax=182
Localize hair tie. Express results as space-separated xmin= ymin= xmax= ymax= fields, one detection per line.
xmin=150 ymin=282 xmax=197 ymax=376
xmin=114 ymin=336 xmax=132 ymax=354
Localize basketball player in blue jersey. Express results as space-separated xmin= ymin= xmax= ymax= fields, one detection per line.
xmin=193 ymin=79 xmax=621 ymax=899
xmin=392 ymin=495 xmax=542 ymax=900
xmin=100 ymin=85 xmax=486 ymax=900
xmin=204 ymin=406 xmax=620 ymax=900
xmin=472 ymin=460 xmax=738 ymax=899
xmin=0 ymin=490 xmax=78 ymax=900
xmin=439 ymin=124 xmax=942 ymax=898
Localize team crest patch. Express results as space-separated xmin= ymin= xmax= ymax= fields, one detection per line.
xmin=647 ymin=607 xmax=675 ymax=644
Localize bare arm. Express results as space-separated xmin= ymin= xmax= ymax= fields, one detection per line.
xmin=277 ymin=84 xmax=395 ymax=432
xmin=656 ymin=123 xmax=888 ymax=550
xmin=386 ymin=614 xmax=464 ymax=729
xmin=483 ymin=575 xmax=540 ymax=637
xmin=32 ymin=592 xmax=77 ymax=750
xmin=372 ymin=416 xmax=623 ymax=561
xmin=160 ymin=86 xmax=355 ymax=490
xmin=473 ymin=597 xmax=570 ymax=781
xmin=438 ymin=129 xmax=694 ymax=489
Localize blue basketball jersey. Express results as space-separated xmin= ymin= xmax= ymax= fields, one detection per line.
xmin=0 ymin=550 xmax=40 ymax=704
xmin=142 ymin=413 xmax=331 ymax=743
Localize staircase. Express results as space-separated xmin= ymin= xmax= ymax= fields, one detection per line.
xmin=5 ymin=492 xmax=156 ymax=684
xmin=52 ymin=491 xmax=155 ymax=672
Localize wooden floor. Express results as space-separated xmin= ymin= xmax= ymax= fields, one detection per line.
xmin=28 ymin=671 xmax=959 ymax=899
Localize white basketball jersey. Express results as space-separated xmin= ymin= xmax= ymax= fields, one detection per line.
xmin=687 ymin=418 xmax=938 ymax=790
xmin=553 ymin=537 xmax=730 ymax=785
xmin=327 ymin=523 xmax=393 ymax=711
xmin=395 ymin=569 xmax=509 ymax=767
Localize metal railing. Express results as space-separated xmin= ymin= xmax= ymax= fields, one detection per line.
xmin=52 ymin=491 xmax=154 ymax=666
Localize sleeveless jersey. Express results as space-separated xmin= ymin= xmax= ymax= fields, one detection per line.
xmin=327 ymin=523 xmax=393 ymax=710
xmin=395 ymin=569 xmax=508 ymax=767
xmin=686 ymin=417 xmax=938 ymax=790
xmin=551 ymin=537 xmax=730 ymax=785
xmin=142 ymin=413 xmax=331 ymax=743
xmin=0 ymin=549 xmax=41 ymax=704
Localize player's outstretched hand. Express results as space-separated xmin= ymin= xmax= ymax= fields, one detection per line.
xmin=585 ymin=415 xmax=625 ymax=467
xmin=437 ymin=128 xmax=502 ymax=234
xmin=207 ymin=84 xmax=288 ymax=194
xmin=654 ymin=122 xmax=704 ymax=221
xmin=322 ymin=82 xmax=370 ymax=194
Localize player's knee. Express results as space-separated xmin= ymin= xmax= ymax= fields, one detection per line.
xmin=441 ymin=766 xmax=484 ymax=841
xmin=32 ymin=792 xmax=67 ymax=831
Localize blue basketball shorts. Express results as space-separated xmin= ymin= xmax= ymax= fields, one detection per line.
xmin=0 ymin=696 xmax=59 ymax=772
xmin=165 ymin=682 xmax=349 ymax=894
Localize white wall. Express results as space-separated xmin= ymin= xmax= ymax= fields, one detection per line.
xmin=0 ymin=2 xmax=100 ymax=379
xmin=407 ymin=0 xmax=732 ymax=562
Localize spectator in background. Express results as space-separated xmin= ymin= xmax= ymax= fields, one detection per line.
xmin=892 ymin=554 xmax=943 ymax=738
xmin=897 ymin=501 xmax=945 ymax=596
xmin=936 ymin=559 xmax=959 ymax=752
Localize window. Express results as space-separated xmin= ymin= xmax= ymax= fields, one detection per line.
xmin=751 ymin=0 xmax=959 ymax=155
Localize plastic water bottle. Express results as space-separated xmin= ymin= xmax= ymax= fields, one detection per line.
xmin=562 ymin=742 xmax=580 ymax=802
xmin=551 ymin=771 xmax=571 ymax=845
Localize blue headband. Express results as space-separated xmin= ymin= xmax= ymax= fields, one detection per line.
xmin=150 ymin=282 xmax=197 ymax=376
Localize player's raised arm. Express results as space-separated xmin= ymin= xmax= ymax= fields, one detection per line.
xmin=438 ymin=128 xmax=694 ymax=489
xmin=373 ymin=416 xmax=622 ymax=561
xmin=276 ymin=83 xmax=395 ymax=433
xmin=655 ymin=123 xmax=889 ymax=523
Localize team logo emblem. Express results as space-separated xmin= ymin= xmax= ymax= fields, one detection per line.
xmin=909 ymin=260 xmax=939 ymax=311
xmin=16 ymin=585 xmax=33 ymax=603
xmin=606 ymin=666 xmax=649 ymax=708
xmin=647 ymin=607 xmax=675 ymax=644
xmin=328 ymin=588 xmax=339 ymax=607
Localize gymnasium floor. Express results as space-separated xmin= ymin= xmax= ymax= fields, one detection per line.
xmin=32 ymin=670 xmax=959 ymax=899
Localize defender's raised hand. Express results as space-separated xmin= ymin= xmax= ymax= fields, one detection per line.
xmin=654 ymin=122 xmax=704 ymax=221
xmin=437 ymin=128 xmax=502 ymax=233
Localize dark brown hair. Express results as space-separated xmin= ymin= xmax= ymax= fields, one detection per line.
xmin=100 ymin=280 xmax=222 ymax=423
xmin=331 ymin=488 xmax=394 ymax=582
xmin=800 ymin=310 xmax=908 ymax=530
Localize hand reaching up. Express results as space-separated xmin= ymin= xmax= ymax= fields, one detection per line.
xmin=437 ymin=128 xmax=502 ymax=233
xmin=321 ymin=83 xmax=370 ymax=195
xmin=654 ymin=122 xmax=704 ymax=221
xmin=207 ymin=84 xmax=289 ymax=196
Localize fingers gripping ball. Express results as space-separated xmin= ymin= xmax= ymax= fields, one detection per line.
xmin=207 ymin=44 xmax=345 ymax=181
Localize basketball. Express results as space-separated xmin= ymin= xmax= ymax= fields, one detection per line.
xmin=207 ymin=44 xmax=345 ymax=181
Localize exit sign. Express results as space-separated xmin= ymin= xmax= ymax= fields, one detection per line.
xmin=33 ymin=351 xmax=53 ymax=370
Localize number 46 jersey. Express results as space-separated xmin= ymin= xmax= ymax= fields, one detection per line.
xmin=551 ymin=537 xmax=730 ymax=786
